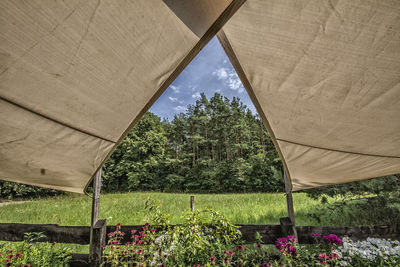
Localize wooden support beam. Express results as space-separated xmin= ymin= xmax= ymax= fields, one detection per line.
xmin=190 ymin=195 xmax=195 ymax=212
xmin=282 ymin=169 xmax=298 ymax=239
xmin=89 ymin=219 xmax=107 ymax=267
xmin=89 ymin=170 xmax=102 ymax=266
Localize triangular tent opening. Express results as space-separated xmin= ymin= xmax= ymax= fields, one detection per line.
xmin=1 ymin=0 xmax=399 ymax=194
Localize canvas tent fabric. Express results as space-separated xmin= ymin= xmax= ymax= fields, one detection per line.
xmin=221 ymin=0 xmax=400 ymax=190
xmin=0 ymin=0 xmax=399 ymax=193
xmin=0 ymin=0 xmax=242 ymax=193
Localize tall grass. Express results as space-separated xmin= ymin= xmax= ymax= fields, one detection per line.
xmin=0 ymin=192 xmax=323 ymax=226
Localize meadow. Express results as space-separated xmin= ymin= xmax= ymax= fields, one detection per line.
xmin=0 ymin=192 xmax=326 ymax=226
xmin=0 ymin=192 xmax=395 ymax=257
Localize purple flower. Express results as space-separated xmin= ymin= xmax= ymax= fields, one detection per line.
xmin=311 ymin=232 xmax=321 ymax=238
xmin=322 ymin=234 xmax=342 ymax=245
xmin=288 ymin=245 xmax=297 ymax=256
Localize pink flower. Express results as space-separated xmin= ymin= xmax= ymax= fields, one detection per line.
xmin=322 ymin=234 xmax=342 ymax=245
xmin=151 ymin=229 xmax=157 ymax=232
xmin=287 ymin=235 xmax=296 ymax=242
xmin=163 ymin=253 xmax=168 ymax=258
xmin=116 ymin=223 xmax=122 ymax=227
xmin=256 ymin=244 xmax=262 ymax=248
xmin=236 ymin=245 xmax=245 ymax=251
xmin=209 ymin=254 xmax=216 ymax=263
xmin=136 ymin=249 xmax=143 ymax=254
xmin=131 ymin=230 xmax=137 ymax=234
xmin=319 ymin=253 xmax=328 ymax=259
xmin=16 ymin=253 xmax=22 ymax=258
xmin=311 ymin=232 xmax=321 ymax=238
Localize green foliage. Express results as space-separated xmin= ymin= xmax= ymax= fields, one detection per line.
xmin=0 ymin=181 xmax=61 ymax=200
xmin=102 ymin=198 xmax=279 ymax=266
xmin=305 ymin=175 xmax=400 ymax=225
xmin=102 ymin=93 xmax=283 ymax=193
xmin=0 ymin=233 xmax=71 ymax=266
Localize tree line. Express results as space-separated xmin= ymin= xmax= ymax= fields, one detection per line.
xmin=102 ymin=93 xmax=284 ymax=193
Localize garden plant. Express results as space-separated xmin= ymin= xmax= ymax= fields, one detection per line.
xmin=0 ymin=232 xmax=71 ymax=266
xmin=101 ymin=198 xmax=400 ymax=266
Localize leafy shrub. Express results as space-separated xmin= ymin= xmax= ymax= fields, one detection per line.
xmin=101 ymin=198 xmax=400 ymax=266
xmin=0 ymin=232 xmax=71 ymax=266
xmin=306 ymin=175 xmax=400 ymax=225
xmin=0 ymin=181 xmax=62 ymax=200
xmin=102 ymin=198 xmax=277 ymax=266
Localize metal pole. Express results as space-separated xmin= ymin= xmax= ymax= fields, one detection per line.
xmin=284 ymin=169 xmax=298 ymax=240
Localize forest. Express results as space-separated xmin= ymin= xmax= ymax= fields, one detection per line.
xmin=102 ymin=92 xmax=284 ymax=193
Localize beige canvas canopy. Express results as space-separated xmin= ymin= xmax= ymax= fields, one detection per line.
xmin=1 ymin=0 xmax=399 ymax=193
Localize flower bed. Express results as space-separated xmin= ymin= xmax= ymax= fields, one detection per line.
xmin=0 ymin=233 xmax=71 ymax=267
xmin=101 ymin=198 xmax=400 ymax=266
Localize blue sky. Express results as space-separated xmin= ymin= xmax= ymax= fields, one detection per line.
xmin=149 ymin=37 xmax=257 ymax=120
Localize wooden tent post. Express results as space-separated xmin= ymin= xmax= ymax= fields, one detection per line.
xmin=89 ymin=170 xmax=102 ymax=266
xmin=190 ymin=196 xmax=195 ymax=212
xmin=282 ymin=169 xmax=298 ymax=240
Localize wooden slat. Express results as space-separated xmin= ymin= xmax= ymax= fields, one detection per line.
xmin=0 ymin=223 xmax=89 ymax=244
xmin=70 ymin=254 xmax=89 ymax=267
xmin=1 ymin=223 xmax=399 ymax=245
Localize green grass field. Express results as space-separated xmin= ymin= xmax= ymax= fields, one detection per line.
xmin=0 ymin=192 xmax=325 ymax=226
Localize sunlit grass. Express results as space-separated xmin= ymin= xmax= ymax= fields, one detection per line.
xmin=0 ymin=192 xmax=324 ymax=226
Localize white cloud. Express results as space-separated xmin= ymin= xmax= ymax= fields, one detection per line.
xmin=190 ymin=85 xmax=197 ymax=92
xmin=170 ymin=85 xmax=180 ymax=93
xmin=213 ymin=67 xmax=244 ymax=93
xmin=168 ymin=97 xmax=178 ymax=102
xmin=174 ymin=105 xmax=186 ymax=112
xmin=192 ymin=92 xmax=201 ymax=98
xmin=213 ymin=68 xmax=228 ymax=79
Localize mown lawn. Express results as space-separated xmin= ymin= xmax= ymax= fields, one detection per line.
xmin=0 ymin=192 xmax=324 ymax=226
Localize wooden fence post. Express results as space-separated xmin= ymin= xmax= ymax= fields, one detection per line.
xmin=89 ymin=170 xmax=102 ymax=266
xmin=89 ymin=219 xmax=106 ymax=267
xmin=190 ymin=196 xmax=194 ymax=212
xmin=281 ymin=169 xmax=298 ymax=240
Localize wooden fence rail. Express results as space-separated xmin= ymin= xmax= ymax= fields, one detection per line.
xmin=1 ymin=222 xmax=399 ymax=266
